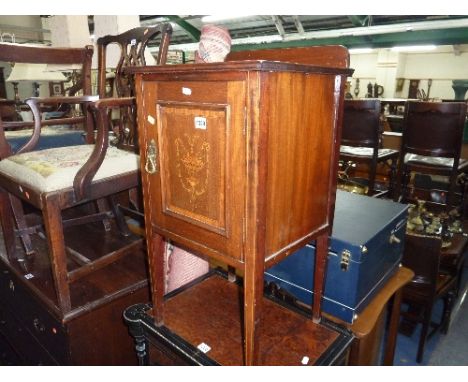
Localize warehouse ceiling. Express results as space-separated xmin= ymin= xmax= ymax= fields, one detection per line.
xmin=2 ymin=15 xmax=468 ymax=51
xmin=136 ymin=15 xmax=468 ymax=51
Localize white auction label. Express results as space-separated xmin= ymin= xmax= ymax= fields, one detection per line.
xmin=147 ymin=115 xmax=156 ymax=125
xmin=197 ymin=342 xmax=211 ymax=353
xmin=194 ymin=116 xmax=207 ymax=129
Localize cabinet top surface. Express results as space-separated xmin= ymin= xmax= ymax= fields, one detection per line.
xmin=127 ymin=60 xmax=353 ymax=76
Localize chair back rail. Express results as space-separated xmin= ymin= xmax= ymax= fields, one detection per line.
xmin=402 ymin=101 xmax=467 ymax=159
xmin=97 ymin=24 xmax=173 ymax=99
xmin=76 ymin=23 xmax=172 ymax=200
xmin=402 ymin=234 xmax=442 ymax=294
xmin=0 ymin=44 xmax=94 ymax=156
xmin=395 ymin=101 xmax=468 ymax=210
xmin=0 ymin=43 xmax=93 ymax=98
xmin=342 ymin=99 xmax=381 ymax=148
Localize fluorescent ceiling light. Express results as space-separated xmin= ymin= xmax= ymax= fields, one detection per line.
xmin=349 ymin=48 xmax=374 ymax=54
xmin=201 ymin=15 xmax=254 ymax=23
xmin=282 ymin=18 xmax=468 ymax=42
xmin=390 ymin=45 xmax=437 ymax=52
xmin=232 ymin=34 xmax=283 ymax=44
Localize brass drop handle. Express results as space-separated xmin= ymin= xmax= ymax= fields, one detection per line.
xmin=145 ymin=139 xmax=158 ymax=174
xmin=389 ymin=234 xmax=401 ymax=244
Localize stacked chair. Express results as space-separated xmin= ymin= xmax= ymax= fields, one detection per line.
xmin=0 ymin=24 xmax=172 ymax=313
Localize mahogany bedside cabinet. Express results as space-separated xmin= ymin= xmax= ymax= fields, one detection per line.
xmin=128 ymin=50 xmax=353 ymax=365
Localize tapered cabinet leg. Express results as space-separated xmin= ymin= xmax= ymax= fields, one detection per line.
xmin=243 ymin=260 xmax=264 ymax=365
xmin=147 ymin=231 xmax=166 ymax=326
xmin=243 ymin=223 xmax=265 ymax=366
xmin=313 ymin=234 xmax=330 ymax=321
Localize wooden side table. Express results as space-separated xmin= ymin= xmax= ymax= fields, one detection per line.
xmin=124 ymin=271 xmax=354 ymax=366
xmin=324 ymin=266 xmax=414 ymax=365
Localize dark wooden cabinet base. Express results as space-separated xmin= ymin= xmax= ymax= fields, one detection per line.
xmin=124 ymin=272 xmax=353 ymax=366
xmin=0 ymin=217 xmax=150 ymax=365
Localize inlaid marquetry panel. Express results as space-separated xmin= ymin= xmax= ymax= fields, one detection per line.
xmin=156 ymin=102 xmax=229 ymax=235
xmin=140 ymin=79 xmax=247 ymax=263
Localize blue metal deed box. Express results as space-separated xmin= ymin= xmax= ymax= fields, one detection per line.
xmin=265 ymin=190 xmax=408 ymax=323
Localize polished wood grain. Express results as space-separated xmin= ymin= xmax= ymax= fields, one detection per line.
xmin=138 ymin=77 xmax=247 ymax=265
xmin=132 ymin=49 xmax=352 ymax=365
xmin=0 ymin=43 xmax=92 ymax=65
xmin=262 ymin=71 xmax=336 ymax=261
xmin=158 ymin=274 xmax=344 ymax=365
xmin=227 ymin=45 xmax=349 ymax=69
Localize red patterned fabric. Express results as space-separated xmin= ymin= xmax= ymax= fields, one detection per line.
xmin=195 ymin=24 xmax=232 ymax=63
xmin=165 ymin=242 xmax=209 ymax=293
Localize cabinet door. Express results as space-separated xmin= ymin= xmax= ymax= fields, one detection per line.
xmin=140 ymin=80 xmax=246 ymax=262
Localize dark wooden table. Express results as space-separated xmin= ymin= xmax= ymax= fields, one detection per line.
xmin=124 ymin=272 xmax=354 ymax=366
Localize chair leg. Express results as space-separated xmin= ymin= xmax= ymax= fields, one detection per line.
xmin=388 ymin=158 xmax=397 ymax=199
xmin=128 ymin=187 xmax=142 ymax=213
xmin=42 ymin=194 xmax=71 ymax=313
xmin=108 ymin=194 xmax=131 ymax=237
xmin=9 ymin=194 xmax=35 ymax=255
xmin=368 ymin=163 xmax=377 ymax=196
xmin=447 ymin=172 xmax=458 ymax=212
xmin=96 ymin=198 xmax=112 ymax=232
xmin=455 ymin=260 xmax=465 ymax=298
xmin=0 ymin=187 xmax=19 ymax=262
xmin=401 ymin=169 xmax=412 ymax=203
xmin=440 ymin=290 xmax=455 ymax=335
xmin=416 ymin=304 xmax=432 ymax=364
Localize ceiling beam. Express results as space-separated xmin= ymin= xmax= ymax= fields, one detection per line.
xmin=348 ymin=16 xmax=370 ymax=27
xmin=292 ymin=16 xmax=305 ymax=35
xmin=271 ymin=16 xmax=285 ymax=38
xmin=230 ymin=27 xmax=468 ymax=51
xmin=165 ymin=15 xmax=200 ymax=42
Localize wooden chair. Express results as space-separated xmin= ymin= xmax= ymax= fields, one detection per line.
xmin=0 ymin=43 xmax=95 ymax=155
xmin=0 ymin=42 xmax=95 ymax=262
xmin=339 ymin=99 xmax=399 ymax=196
xmin=94 ymin=25 xmax=172 ymax=217
xmin=400 ymin=233 xmax=458 ymax=363
xmin=394 ymin=101 xmax=468 ymax=210
xmin=0 ymin=24 xmax=172 ymax=314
